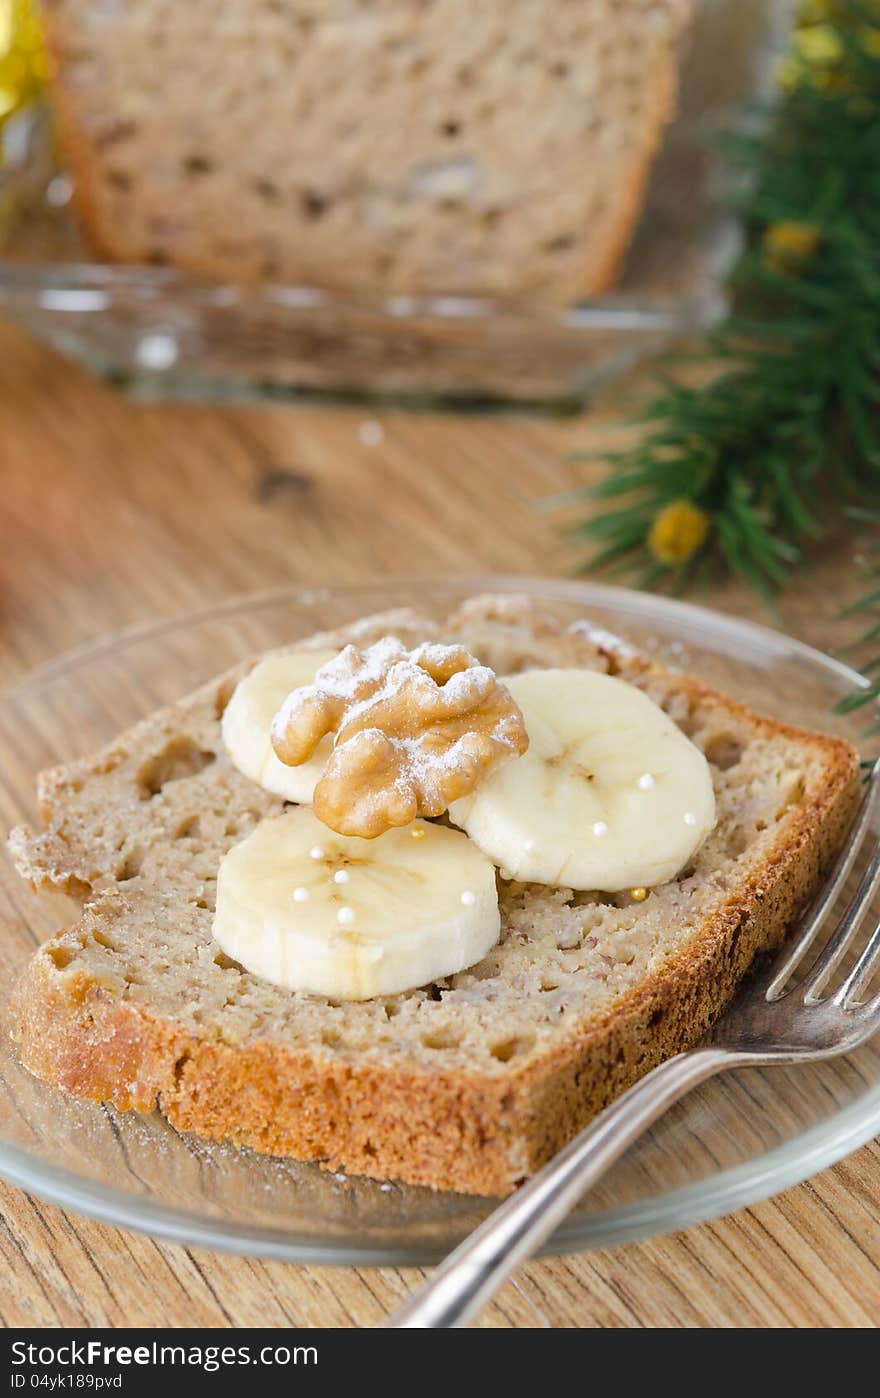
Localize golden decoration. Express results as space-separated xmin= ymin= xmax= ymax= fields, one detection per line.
xmin=0 ymin=0 xmax=45 ymax=129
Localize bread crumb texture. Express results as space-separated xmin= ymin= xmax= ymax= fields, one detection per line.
xmin=43 ymin=0 xmax=691 ymax=301
xmin=9 ymin=595 xmax=860 ymax=1194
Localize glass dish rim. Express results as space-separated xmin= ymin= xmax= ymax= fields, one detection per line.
xmin=1 ymin=574 xmax=876 ymax=1266
xmin=0 ymin=254 xmax=722 ymax=336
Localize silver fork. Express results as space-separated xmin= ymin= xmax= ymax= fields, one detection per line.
xmin=386 ymin=762 xmax=880 ymax=1329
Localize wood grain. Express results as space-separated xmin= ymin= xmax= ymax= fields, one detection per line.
xmin=0 ymin=320 xmax=877 ymax=1329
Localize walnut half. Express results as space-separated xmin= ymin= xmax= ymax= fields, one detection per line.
xmin=271 ymin=637 xmax=529 ymax=837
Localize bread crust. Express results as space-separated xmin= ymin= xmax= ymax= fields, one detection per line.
xmin=578 ymin=36 xmax=680 ymax=297
xmin=9 ymin=629 xmax=861 ymax=1196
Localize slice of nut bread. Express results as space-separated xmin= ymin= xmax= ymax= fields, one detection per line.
xmin=9 ymin=596 xmax=860 ymax=1196
xmin=42 ymin=0 xmax=691 ymax=303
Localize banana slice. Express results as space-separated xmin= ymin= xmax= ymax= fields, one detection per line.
xmin=449 ymin=668 xmax=715 ymax=892
xmin=222 ymin=650 xmax=338 ymax=803
xmin=213 ymin=808 xmax=500 ymax=1000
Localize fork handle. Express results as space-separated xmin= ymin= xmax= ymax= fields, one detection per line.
xmin=385 ymin=1046 xmax=741 ymax=1328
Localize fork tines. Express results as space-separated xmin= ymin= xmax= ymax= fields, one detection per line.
xmin=766 ymin=761 xmax=880 ymax=1009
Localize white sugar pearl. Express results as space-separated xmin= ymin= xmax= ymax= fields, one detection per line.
xmin=684 ymin=811 xmax=698 ymax=826
xmin=333 ymin=869 xmax=350 ymax=884
xmin=309 ymin=845 xmax=325 ymax=860
xmin=337 ymin=906 xmax=356 ymax=926
xmin=592 ymin=821 xmax=609 ymax=837
xmin=292 ymin=887 xmax=309 ymax=903
xmin=460 ymin=890 xmax=477 ymax=907
xmin=359 ymin=419 xmax=385 ymax=447
xmin=637 ymin=773 xmax=655 ymax=790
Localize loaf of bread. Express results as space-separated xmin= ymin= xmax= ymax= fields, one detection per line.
xmin=9 ymin=596 xmax=859 ymax=1195
xmin=40 ymin=0 xmax=692 ymax=302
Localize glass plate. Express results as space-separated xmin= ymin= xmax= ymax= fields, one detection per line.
xmin=1 ymin=577 xmax=877 ymax=1265
xmin=0 ymin=0 xmax=790 ymax=409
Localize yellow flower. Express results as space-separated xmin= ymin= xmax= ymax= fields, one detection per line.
xmin=794 ymin=23 xmax=844 ymax=66
xmin=0 ymin=0 xmax=45 ymax=125
xmin=762 ymin=221 xmax=823 ymax=274
xmin=648 ymin=501 xmax=710 ymax=567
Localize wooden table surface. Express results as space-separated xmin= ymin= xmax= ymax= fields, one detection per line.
xmin=0 ymin=320 xmax=877 ymax=1329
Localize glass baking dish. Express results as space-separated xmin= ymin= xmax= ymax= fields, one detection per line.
xmin=0 ymin=1 xmax=790 ymax=409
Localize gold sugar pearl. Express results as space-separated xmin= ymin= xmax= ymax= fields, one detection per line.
xmin=629 ymin=887 xmax=649 ymax=902
xmin=410 ymin=827 xmax=427 ymax=839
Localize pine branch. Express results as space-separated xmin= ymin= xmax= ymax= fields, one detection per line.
xmin=571 ymin=3 xmax=880 ymax=593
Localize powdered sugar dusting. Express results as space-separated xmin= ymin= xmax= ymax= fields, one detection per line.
xmin=271 ymin=637 xmax=408 ymax=745
xmin=567 ymin=619 xmax=638 ymax=660
xmin=268 ymin=635 xmax=529 ymax=836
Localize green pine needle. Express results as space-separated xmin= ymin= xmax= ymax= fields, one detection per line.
xmin=568 ymin=4 xmax=880 ymax=612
